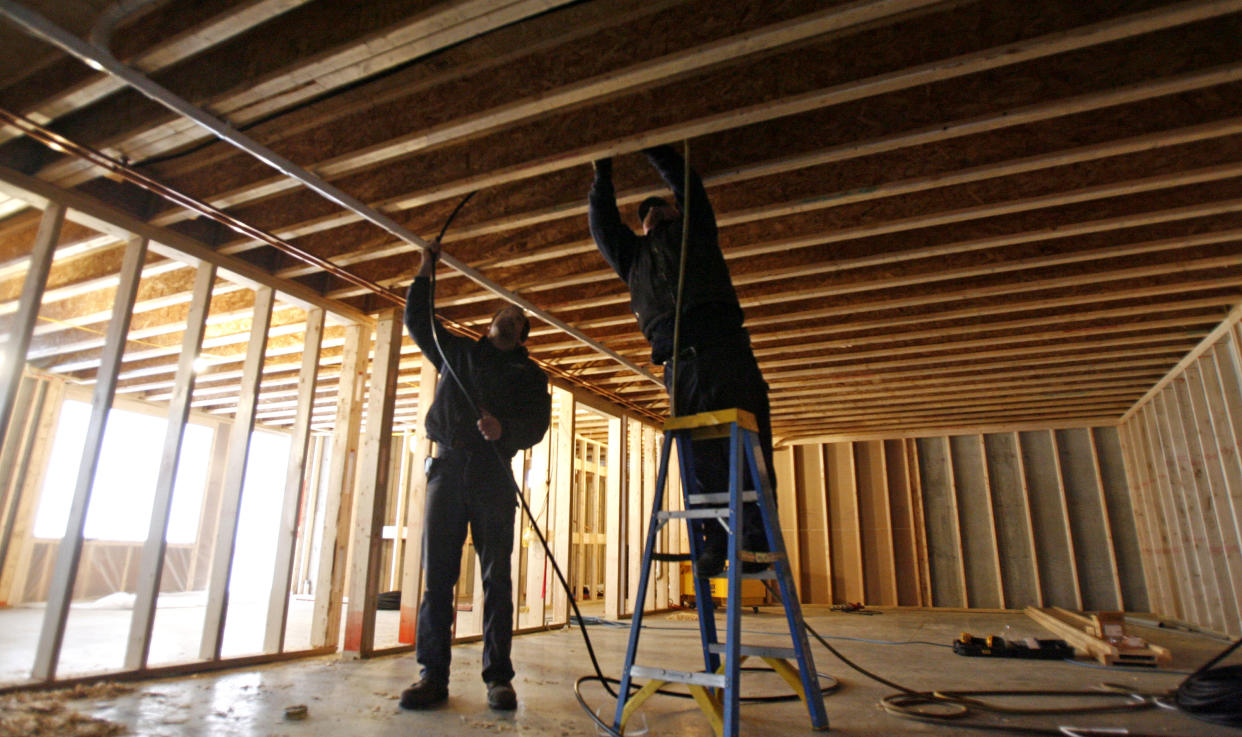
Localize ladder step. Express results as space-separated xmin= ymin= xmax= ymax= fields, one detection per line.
xmin=707 ymin=643 xmax=799 ymax=659
xmin=687 ymin=491 xmax=757 ymax=505
xmin=629 ymin=665 xmax=726 ymax=689
xmin=739 ymin=551 xmax=785 ymax=564
xmin=658 ymin=508 xmax=729 ymax=520
xmin=651 ymin=552 xmax=692 ymax=562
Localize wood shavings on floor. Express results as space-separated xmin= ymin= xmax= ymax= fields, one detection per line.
xmin=0 ymin=682 xmax=132 ymax=737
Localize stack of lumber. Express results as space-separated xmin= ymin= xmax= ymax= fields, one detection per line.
xmin=1024 ymin=607 xmax=1172 ymax=667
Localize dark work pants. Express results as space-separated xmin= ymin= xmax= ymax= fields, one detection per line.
xmin=665 ymin=335 xmax=775 ymax=555
xmin=415 ymin=448 xmax=516 ymax=685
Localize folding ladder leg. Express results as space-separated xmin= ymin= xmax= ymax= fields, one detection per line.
xmin=721 ymin=423 xmax=746 ymax=737
xmin=742 ymin=430 xmax=829 ymax=730
xmin=614 ymin=431 xmax=675 ymax=731
xmin=676 ymin=431 xmax=721 ymax=674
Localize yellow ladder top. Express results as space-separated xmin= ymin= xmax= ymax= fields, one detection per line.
xmin=664 ymin=408 xmax=758 ymax=436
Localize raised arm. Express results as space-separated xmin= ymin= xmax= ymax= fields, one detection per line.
xmin=588 ymin=158 xmax=640 ymax=280
xmin=643 ymin=144 xmax=717 ymax=242
xmin=404 ymin=245 xmax=471 ymax=370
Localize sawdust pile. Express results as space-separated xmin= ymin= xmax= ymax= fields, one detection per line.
xmin=0 ymin=682 xmax=132 ymax=737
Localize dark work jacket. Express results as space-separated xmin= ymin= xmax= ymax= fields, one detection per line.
xmin=589 ymin=145 xmax=743 ymax=364
xmin=405 ymin=277 xmax=551 ymax=460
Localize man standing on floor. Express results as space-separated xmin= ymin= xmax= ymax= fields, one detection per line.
xmin=400 ymin=240 xmax=551 ymax=711
xmin=588 ymin=144 xmax=774 ymax=578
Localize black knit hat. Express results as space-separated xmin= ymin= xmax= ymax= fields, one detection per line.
xmin=638 ymin=196 xmax=670 ymax=223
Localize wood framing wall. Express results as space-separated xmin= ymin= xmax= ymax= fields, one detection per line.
xmin=778 ymin=428 xmax=1147 ymax=614
xmin=1119 ymin=312 xmax=1242 ymax=638
xmin=0 ymin=265 xmax=680 ymax=686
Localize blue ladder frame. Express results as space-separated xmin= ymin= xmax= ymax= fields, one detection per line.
xmin=612 ymin=409 xmax=829 ymax=736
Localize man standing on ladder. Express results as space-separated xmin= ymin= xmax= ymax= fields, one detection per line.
xmin=400 ymin=240 xmax=551 ymax=711
xmin=588 ymin=144 xmax=773 ymax=578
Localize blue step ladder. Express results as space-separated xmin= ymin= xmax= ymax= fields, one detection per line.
xmin=612 ymin=408 xmax=829 ymax=736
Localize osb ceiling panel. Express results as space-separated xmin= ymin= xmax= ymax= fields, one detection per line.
xmin=0 ymin=0 xmax=1240 ymax=442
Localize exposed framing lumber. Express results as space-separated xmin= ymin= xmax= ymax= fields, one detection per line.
xmin=1048 ymin=429 xmax=1084 ymax=611
xmin=0 ymin=165 xmax=370 ymax=325
xmin=1090 ymin=427 xmax=1146 ymax=612
xmin=1025 ymin=607 xmax=1171 ymax=667
xmin=918 ymin=436 xmax=965 ymax=608
xmin=1116 ymin=421 xmax=1169 ymax=615
xmin=1123 ymin=303 xmax=1242 ymax=422
xmin=124 ymin=262 xmax=216 ymax=670
xmin=0 ymin=375 xmax=36 ymax=550
xmin=773 ymin=446 xmax=801 ymax=601
xmin=1058 ymin=428 xmax=1122 ymax=611
xmin=551 ymin=386 xmax=574 ymax=625
xmin=398 ymin=355 xmax=437 ymax=643
xmin=520 ymin=429 xmax=551 ymax=628
xmin=624 ymin=415 xmax=641 ymax=615
xmin=0 ymin=202 xmax=62 ymax=453
xmin=572 ymin=436 xmax=585 ymax=602
xmin=198 ymin=285 xmax=274 ymax=661
xmin=343 ymin=308 xmax=403 ymax=657
xmin=604 ymin=414 xmax=623 ymax=619
xmin=1019 ymin=430 xmax=1077 ymax=609
xmin=263 ymin=306 xmax=324 ymax=653
xmin=1202 ymin=341 xmax=1242 ymax=634
xmin=1136 ymin=406 xmax=1186 ymax=620
xmin=1147 ymin=398 xmax=1203 ymax=623
xmin=312 ymin=322 xmax=369 ymax=648
xmin=31 ymin=234 xmax=146 ymax=681
xmin=311 ymin=1 xmax=1242 ymax=221
xmin=858 ymin=441 xmax=897 ymax=606
xmin=882 ymin=439 xmax=917 ymax=606
xmin=641 ymin=424 xmax=657 ymax=611
xmin=803 ymin=444 xmax=832 ymax=604
xmin=909 ymin=441 xmax=933 ymax=606
xmin=1181 ymin=359 xmax=1242 ymax=636
xmin=825 ymin=442 xmax=863 ymax=604
xmin=986 ymin=433 xmax=1041 ymax=608
xmin=1160 ymin=386 xmax=1225 ymax=631
xmin=1169 ymin=374 xmax=1232 ymax=634
xmin=302 ymin=0 xmax=948 ymax=184
xmin=0 ymin=374 xmax=48 ymax=605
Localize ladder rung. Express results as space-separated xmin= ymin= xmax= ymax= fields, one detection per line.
xmin=687 ymin=491 xmax=758 ymax=505
xmin=707 ymin=643 xmax=799 ymax=659
xmin=651 ymin=552 xmax=692 ymax=562
xmin=629 ymin=665 xmax=726 ymax=689
xmin=739 ymin=551 xmax=785 ymax=564
xmin=658 ymin=508 xmax=729 ymax=520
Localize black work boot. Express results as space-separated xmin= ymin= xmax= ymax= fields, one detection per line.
xmin=399 ymin=679 xmax=448 ymax=709
xmin=741 ymin=524 xmax=771 ymax=574
xmin=487 ymin=680 xmax=517 ymax=710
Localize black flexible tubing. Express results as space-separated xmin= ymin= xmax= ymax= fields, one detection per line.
xmin=1173 ymin=636 xmax=1242 ymax=728
xmin=667 ymin=139 xmax=692 ymax=418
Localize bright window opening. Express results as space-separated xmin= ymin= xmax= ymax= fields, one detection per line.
xmin=34 ymin=399 xmax=215 ymax=544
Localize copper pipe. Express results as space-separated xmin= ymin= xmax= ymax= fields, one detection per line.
xmin=0 ymin=107 xmax=663 ymax=422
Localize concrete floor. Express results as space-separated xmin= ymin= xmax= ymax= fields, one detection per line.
xmin=22 ymin=606 xmax=1232 ymax=737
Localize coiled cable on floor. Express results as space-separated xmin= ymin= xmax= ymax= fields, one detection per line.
xmin=1173 ymin=636 xmax=1242 ymax=728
